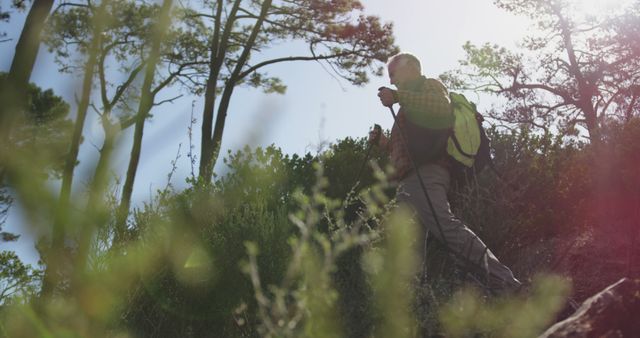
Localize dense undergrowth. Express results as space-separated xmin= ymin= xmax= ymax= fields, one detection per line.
xmin=1 ymin=119 xmax=639 ymax=337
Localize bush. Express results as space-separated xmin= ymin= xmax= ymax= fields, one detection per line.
xmin=6 ymin=120 xmax=640 ymax=336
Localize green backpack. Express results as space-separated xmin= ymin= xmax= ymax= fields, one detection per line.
xmin=447 ymin=93 xmax=492 ymax=174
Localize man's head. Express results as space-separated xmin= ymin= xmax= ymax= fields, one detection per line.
xmin=387 ymin=53 xmax=422 ymax=89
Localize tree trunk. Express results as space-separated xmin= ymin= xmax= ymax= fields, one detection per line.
xmin=41 ymin=1 xmax=107 ymax=297
xmin=0 ymin=0 xmax=54 ymax=135
xmin=198 ymin=0 xmax=239 ymax=182
xmin=114 ymin=0 xmax=174 ymax=244
xmin=0 ymin=0 xmax=54 ymax=204
xmin=198 ymin=73 xmax=218 ymax=181
xmin=87 ymin=119 xmax=118 ymax=210
xmin=114 ymin=109 xmax=149 ymax=244
xmin=72 ymin=117 xmax=117 ymax=286
xmin=203 ymin=0 xmax=272 ymax=179
xmin=584 ymin=106 xmax=601 ymax=145
xmin=555 ymin=6 xmax=601 ymax=144
xmin=7 ymin=0 xmax=53 ymax=87
xmin=209 ymin=83 xmax=235 ymax=170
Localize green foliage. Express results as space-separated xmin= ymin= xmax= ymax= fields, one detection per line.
xmin=118 ymin=140 xmax=393 ymax=337
xmin=13 ymin=0 xmax=636 ymax=336
xmin=321 ymin=135 xmax=391 ymax=199
xmin=6 ymin=121 xmax=639 ymax=336
xmin=194 ymin=0 xmax=399 ymax=179
xmin=45 ymin=0 xmax=157 ymax=71
xmin=239 ymin=153 xmax=396 ymax=338
xmin=1 ymin=88 xmax=637 ymax=337
xmin=0 ymin=251 xmax=42 ymax=305
xmin=443 ymin=0 xmax=640 ymax=141
xmin=215 ymin=145 xmax=317 ymax=210
xmin=440 ymin=275 xmax=570 ymax=338
xmin=364 ymin=207 xmax=419 ymax=338
xmin=0 ymin=73 xmax=72 ymax=236
xmin=122 ymin=190 xmax=293 ymax=337
xmin=198 ymin=0 xmax=399 ymax=88
xmin=44 ymin=0 xmax=208 ymax=116
xmin=449 ymin=118 xmax=640 ymax=299
xmin=1 ymin=72 xmax=73 ymax=179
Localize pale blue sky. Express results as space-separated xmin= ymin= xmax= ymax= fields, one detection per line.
xmin=1 ymin=0 xmax=535 ymax=265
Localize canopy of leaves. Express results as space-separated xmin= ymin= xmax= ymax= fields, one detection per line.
xmin=182 ymin=0 xmax=398 ymax=95
xmin=43 ymin=0 xmax=209 ymax=120
xmin=0 ymin=72 xmax=73 ymax=179
xmin=0 ymin=0 xmax=31 ymax=41
xmin=0 ymin=251 xmax=42 ymax=305
xmin=443 ymin=0 xmax=640 ymax=140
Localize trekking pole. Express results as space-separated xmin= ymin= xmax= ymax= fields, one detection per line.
xmin=352 ymin=124 xmax=382 ymax=190
xmin=341 ymin=124 xmax=382 ymax=227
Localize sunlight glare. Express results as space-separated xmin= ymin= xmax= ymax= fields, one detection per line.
xmin=573 ymin=0 xmax=635 ymax=17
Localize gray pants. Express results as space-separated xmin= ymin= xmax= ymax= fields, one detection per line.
xmin=397 ymin=164 xmax=521 ymax=291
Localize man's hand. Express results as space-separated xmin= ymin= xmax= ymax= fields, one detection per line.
xmin=368 ymin=124 xmax=382 ymax=145
xmin=377 ymin=87 xmax=396 ymax=107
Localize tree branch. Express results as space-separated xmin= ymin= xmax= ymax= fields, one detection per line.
xmin=625 ymin=94 xmax=638 ymax=122
xmin=504 ymin=82 xmax=574 ymax=103
xmin=151 ymin=61 xmax=201 ymax=96
xmin=238 ymin=51 xmax=365 ymax=80
xmin=600 ymin=88 xmax=624 ymax=118
xmin=98 ymin=48 xmax=109 ymax=108
xmin=153 ymin=94 xmax=183 ymax=106
xmin=110 ymin=62 xmax=145 ymax=108
xmin=52 ymin=1 xmax=89 ymax=15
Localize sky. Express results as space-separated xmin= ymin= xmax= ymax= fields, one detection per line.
xmin=0 ymin=0 xmax=540 ymax=265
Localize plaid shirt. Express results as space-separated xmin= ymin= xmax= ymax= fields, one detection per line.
xmin=379 ymin=77 xmax=452 ymax=180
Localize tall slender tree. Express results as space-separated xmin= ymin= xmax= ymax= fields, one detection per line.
xmin=113 ymin=0 xmax=177 ymax=244
xmin=41 ymin=0 xmax=111 ymax=297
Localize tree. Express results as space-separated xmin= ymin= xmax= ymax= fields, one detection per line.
xmin=0 ymin=73 xmax=74 ymax=178
xmin=0 ymin=76 xmax=72 ymax=299
xmin=39 ymin=0 xmax=112 ymax=297
xmin=0 ymin=251 xmax=42 ymax=304
xmin=0 ymin=72 xmax=73 ymax=228
xmin=113 ymin=0 xmax=178 ymax=244
xmin=192 ymin=0 xmax=398 ymax=181
xmin=442 ymin=0 xmax=640 ymax=143
xmin=1 ymin=196 xmax=42 ymax=307
xmin=609 ymin=1 xmax=640 ymax=123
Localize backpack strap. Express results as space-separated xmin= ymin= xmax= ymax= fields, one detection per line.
xmin=451 ymin=134 xmax=474 ymax=159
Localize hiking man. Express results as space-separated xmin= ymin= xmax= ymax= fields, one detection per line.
xmin=370 ymin=52 xmax=521 ymax=292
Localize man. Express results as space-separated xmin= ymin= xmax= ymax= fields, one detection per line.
xmin=370 ymin=52 xmax=521 ymax=292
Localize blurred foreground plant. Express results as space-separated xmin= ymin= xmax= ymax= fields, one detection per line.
xmin=441 ymin=275 xmax=570 ymax=338
xmin=0 ymin=131 xmax=612 ymax=337
xmin=241 ymin=161 xmax=399 ymax=337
